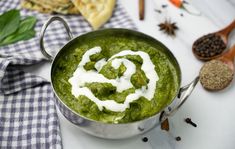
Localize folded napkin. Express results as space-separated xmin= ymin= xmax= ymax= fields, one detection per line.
xmin=0 ymin=0 xmax=136 ymax=148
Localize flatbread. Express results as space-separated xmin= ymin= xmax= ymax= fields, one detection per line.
xmin=21 ymin=0 xmax=53 ymax=13
xmin=71 ymin=0 xmax=116 ymax=29
xmin=21 ymin=0 xmax=80 ymax=14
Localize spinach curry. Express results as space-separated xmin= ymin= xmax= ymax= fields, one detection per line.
xmin=52 ymin=31 xmax=180 ymax=124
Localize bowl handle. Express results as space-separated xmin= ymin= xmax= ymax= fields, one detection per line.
xmin=160 ymin=76 xmax=199 ymax=122
xmin=39 ymin=16 xmax=73 ymax=61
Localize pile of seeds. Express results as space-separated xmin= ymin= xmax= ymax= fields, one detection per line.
xmin=199 ymin=60 xmax=234 ymax=90
xmin=193 ymin=33 xmax=226 ymax=60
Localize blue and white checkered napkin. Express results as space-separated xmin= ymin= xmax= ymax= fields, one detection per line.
xmin=0 ymin=0 xmax=136 ymax=148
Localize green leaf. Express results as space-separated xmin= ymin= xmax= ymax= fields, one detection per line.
xmin=0 ymin=29 xmax=35 ymax=46
xmin=0 ymin=9 xmax=20 ymax=41
xmin=0 ymin=15 xmax=37 ymax=46
xmin=16 ymin=16 xmax=37 ymax=34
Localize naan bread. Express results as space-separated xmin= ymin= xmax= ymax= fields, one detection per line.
xmin=21 ymin=0 xmax=116 ymax=29
xmin=21 ymin=0 xmax=53 ymax=13
xmin=21 ymin=0 xmax=79 ymax=14
xmin=71 ymin=0 xmax=116 ymax=29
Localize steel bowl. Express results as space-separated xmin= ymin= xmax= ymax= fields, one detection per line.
xmin=39 ymin=16 xmax=199 ymax=139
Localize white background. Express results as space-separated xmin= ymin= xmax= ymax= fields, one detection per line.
xmin=25 ymin=0 xmax=235 ymax=148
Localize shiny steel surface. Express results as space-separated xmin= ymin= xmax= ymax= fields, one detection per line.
xmin=40 ymin=16 xmax=199 ymax=139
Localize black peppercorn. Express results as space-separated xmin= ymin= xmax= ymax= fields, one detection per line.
xmin=175 ymin=136 xmax=181 ymax=141
xmin=192 ymin=33 xmax=226 ymax=60
xmin=142 ymin=137 xmax=148 ymax=142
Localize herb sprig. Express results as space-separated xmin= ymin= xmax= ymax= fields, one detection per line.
xmin=0 ymin=9 xmax=37 ymax=46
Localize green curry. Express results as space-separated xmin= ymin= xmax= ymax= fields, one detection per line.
xmin=52 ymin=31 xmax=180 ymax=123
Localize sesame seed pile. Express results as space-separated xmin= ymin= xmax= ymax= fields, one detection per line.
xmin=199 ymin=60 xmax=234 ymax=90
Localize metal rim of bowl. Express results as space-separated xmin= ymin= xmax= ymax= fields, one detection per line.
xmin=50 ymin=28 xmax=182 ymax=125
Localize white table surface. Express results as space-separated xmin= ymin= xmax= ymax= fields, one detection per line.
xmin=24 ymin=0 xmax=235 ymax=148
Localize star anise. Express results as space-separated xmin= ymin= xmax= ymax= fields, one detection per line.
xmin=158 ymin=20 xmax=179 ymax=36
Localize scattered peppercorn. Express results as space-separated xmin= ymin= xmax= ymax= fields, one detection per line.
xmin=182 ymin=0 xmax=188 ymax=4
xmin=180 ymin=13 xmax=184 ymax=17
xmin=193 ymin=33 xmax=226 ymax=60
xmin=162 ymin=4 xmax=168 ymax=8
xmin=168 ymin=106 xmax=172 ymax=112
xmin=185 ymin=118 xmax=197 ymax=127
xmin=142 ymin=137 xmax=148 ymax=142
xmin=199 ymin=60 xmax=233 ymax=90
xmin=154 ymin=9 xmax=162 ymax=14
xmin=175 ymin=136 xmax=181 ymax=141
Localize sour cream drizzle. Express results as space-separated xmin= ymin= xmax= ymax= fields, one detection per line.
xmin=68 ymin=46 xmax=159 ymax=112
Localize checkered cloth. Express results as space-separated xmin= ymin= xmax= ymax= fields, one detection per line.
xmin=0 ymin=0 xmax=136 ymax=148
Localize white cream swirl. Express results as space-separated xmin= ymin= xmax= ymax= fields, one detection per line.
xmin=68 ymin=46 xmax=159 ymax=112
